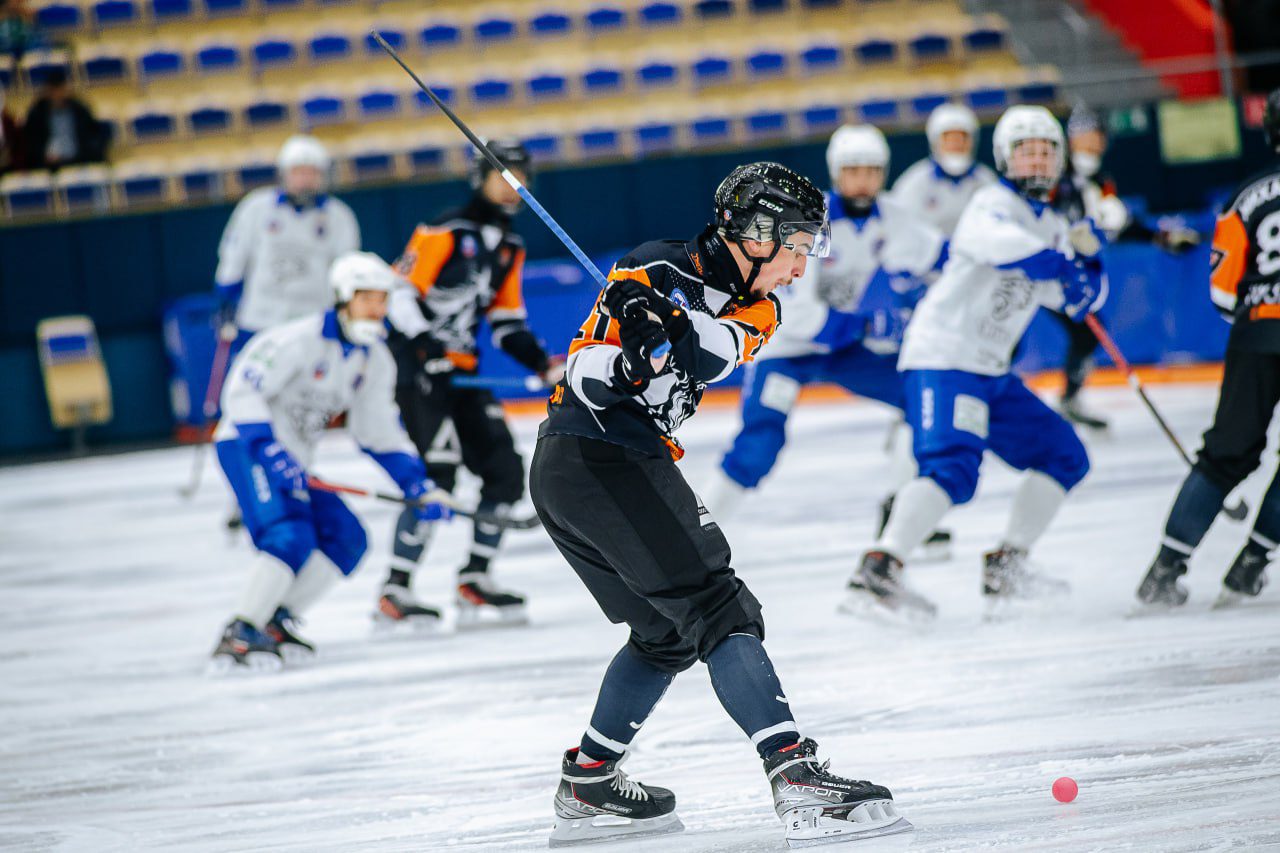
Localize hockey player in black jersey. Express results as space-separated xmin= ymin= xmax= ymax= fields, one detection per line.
xmin=1137 ymin=89 xmax=1280 ymax=608
xmin=530 ymin=162 xmax=911 ymax=847
xmin=380 ymin=140 xmax=564 ymax=629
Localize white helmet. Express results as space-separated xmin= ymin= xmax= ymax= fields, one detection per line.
xmin=826 ymin=124 xmax=890 ymax=182
xmin=330 ymin=251 xmax=395 ymax=345
xmin=277 ymin=134 xmax=331 ymax=174
xmin=992 ymin=105 xmax=1064 ymax=196
xmin=926 ymin=103 xmax=978 ymax=176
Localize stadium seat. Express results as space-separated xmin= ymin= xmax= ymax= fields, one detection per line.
xmin=800 ymin=102 xmax=842 ymax=134
xmin=366 ymin=26 xmax=407 ymax=56
xmin=1 ymin=171 xmax=56 ymax=219
xmin=243 ymin=92 xmax=290 ymax=127
xmin=689 ymin=115 xmax=732 ymax=146
xmin=419 ymin=21 xmax=463 ymax=51
xmin=405 ymin=139 xmax=448 ymax=174
xmin=964 ymin=83 xmax=1008 ymax=112
xmin=639 ymin=1 xmax=682 ymax=28
xmin=909 ymin=91 xmax=949 ymax=119
xmin=0 ymin=57 xmax=12 ymax=90
xmin=252 ymin=37 xmax=297 ymax=73
xmin=584 ymin=4 xmax=626 ymax=33
xmin=308 ymin=31 xmax=353 ymax=64
xmin=355 ymin=85 xmax=403 ymax=120
xmin=636 ymin=59 xmax=678 ymax=89
xmin=692 ymin=53 xmax=732 ymax=87
xmin=801 ymin=0 xmax=841 ymax=8
xmin=529 ymin=11 xmax=573 ymax=38
xmin=748 ymin=0 xmax=786 ymax=13
xmin=114 ymin=160 xmax=171 ymax=207
xmin=581 ymin=64 xmax=624 ymax=96
xmin=744 ymin=108 xmax=788 ymax=139
xmin=22 ymin=50 xmax=72 ymax=88
xmin=634 ymin=120 xmax=677 ymax=153
xmin=857 ymin=96 xmax=899 ymax=122
xmin=474 ymin=13 xmax=518 ymax=44
xmin=299 ymin=90 xmax=346 ymax=127
xmin=745 ymin=49 xmax=787 ymax=79
xmin=260 ymin=0 xmax=302 ymax=10
xmin=908 ymin=32 xmax=952 ymax=63
xmin=150 ymin=0 xmax=193 ymax=21
xmin=172 ymin=156 xmax=226 ymax=202
xmin=521 ymin=130 xmax=562 ymax=162
xmin=33 ymin=1 xmax=83 ymax=33
xmin=693 ymin=0 xmax=734 ymax=20
xmin=578 ymin=122 xmax=622 ymax=158
xmin=137 ymin=46 xmax=186 ymax=82
xmin=345 ymin=140 xmax=397 ymax=183
xmin=412 ymin=83 xmax=457 ymax=112
xmin=91 ymin=0 xmax=137 ymax=28
xmin=195 ymin=41 xmax=243 ymax=75
xmin=128 ymin=103 xmax=178 ymax=142
xmin=854 ymin=36 xmax=896 ymax=65
xmin=187 ymin=101 xmax=233 ymax=134
xmin=470 ymin=76 xmax=514 ymax=107
xmin=55 ymin=165 xmax=112 ymax=214
xmin=203 ymin=0 xmax=247 ymax=16
xmin=964 ymin=19 xmax=1007 ymax=54
xmin=1017 ymin=75 xmax=1058 ymax=104
xmin=800 ymin=43 xmax=841 ymax=75
xmin=237 ymin=152 xmax=278 ymax=191
xmin=526 ymin=70 xmax=569 ymax=101
xmin=81 ymin=46 xmax=129 ymax=84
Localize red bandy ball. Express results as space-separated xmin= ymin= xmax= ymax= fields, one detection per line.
xmin=1052 ymin=776 xmax=1078 ymax=803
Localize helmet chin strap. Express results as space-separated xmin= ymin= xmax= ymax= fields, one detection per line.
xmin=734 ymin=239 xmax=782 ymax=301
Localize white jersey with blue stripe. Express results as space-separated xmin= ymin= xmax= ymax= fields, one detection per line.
xmin=889 ymin=158 xmax=999 ymax=236
xmin=764 ymin=192 xmax=946 ymax=360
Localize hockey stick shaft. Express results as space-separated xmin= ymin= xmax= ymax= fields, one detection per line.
xmin=451 ymin=375 xmax=546 ymax=391
xmin=179 ymin=334 xmax=234 ymax=499
xmin=306 ymin=476 xmax=541 ymax=530
xmin=370 ymin=30 xmax=669 ymax=359
xmin=1084 ymin=314 xmax=1249 ymax=520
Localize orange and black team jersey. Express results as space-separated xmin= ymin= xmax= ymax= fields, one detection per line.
xmin=1210 ymin=164 xmax=1280 ymax=352
xmin=540 ymin=226 xmax=781 ymax=459
xmin=386 ymin=195 xmax=549 ymax=383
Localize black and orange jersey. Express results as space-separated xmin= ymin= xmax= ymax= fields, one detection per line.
xmin=541 ymin=226 xmax=781 ymax=458
xmin=387 ymin=195 xmax=548 ymax=381
xmin=1209 ymin=164 xmax=1280 ymax=351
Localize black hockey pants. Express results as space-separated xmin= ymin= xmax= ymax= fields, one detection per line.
xmin=1196 ymin=348 xmax=1280 ymax=492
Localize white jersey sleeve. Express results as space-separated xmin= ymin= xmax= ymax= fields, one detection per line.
xmin=877 ymin=197 xmax=946 ymax=278
xmin=346 ymin=343 xmax=417 ymax=457
xmin=214 ymin=187 xmax=271 ymax=288
xmin=890 ymin=159 xmax=998 ymax=236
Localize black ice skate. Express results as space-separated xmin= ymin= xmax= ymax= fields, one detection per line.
xmin=875 ymin=497 xmax=952 ymax=562
xmin=839 ymin=550 xmax=937 ymax=620
xmin=373 ymin=584 xmax=445 ymax=633
xmin=982 ymin=547 xmax=1071 ymax=601
xmin=208 ymin=619 xmax=282 ymax=674
xmin=1136 ymin=556 xmax=1189 ymax=608
xmin=764 ymin=738 xmax=912 ymax=848
xmin=1214 ymin=548 xmax=1270 ymax=608
xmin=265 ymin=607 xmax=316 ymax=664
xmin=549 ymin=748 xmax=683 ymax=847
xmin=456 ymin=572 xmax=528 ymax=629
xmin=1060 ymin=395 xmax=1109 ymax=431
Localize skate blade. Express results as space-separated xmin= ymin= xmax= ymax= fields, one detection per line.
xmin=205 ymin=651 xmax=283 ymax=677
xmin=456 ymin=606 xmax=529 ymax=631
xmin=783 ymin=801 xmax=913 ymax=848
xmin=1211 ymin=589 xmax=1250 ymax=610
xmin=838 ymin=587 xmax=937 ymax=624
xmin=370 ymin=613 xmax=449 ymax=637
xmin=277 ymin=645 xmax=315 ymax=666
xmin=548 ymin=812 xmax=683 ymax=848
xmin=1125 ymin=599 xmax=1186 ymax=619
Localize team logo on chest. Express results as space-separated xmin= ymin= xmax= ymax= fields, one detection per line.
xmin=669 ymin=287 xmax=691 ymax=311
xmin=460 ymin=234 xmax=479 ymax=259
xmin=314 ymin=361 xmax=328 ymax=380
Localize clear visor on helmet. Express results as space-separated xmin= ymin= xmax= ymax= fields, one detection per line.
xmin=779 ymin=220 xmax=832 ymax=259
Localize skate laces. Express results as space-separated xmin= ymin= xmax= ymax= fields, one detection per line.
xmin=609 ymin=769 xmax=650 ymax=801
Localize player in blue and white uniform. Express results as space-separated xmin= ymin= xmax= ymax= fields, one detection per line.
xmin=707 ymin=125 xmax=950 ymax=554
xmin=209 ymin=252 xmax=448 ymax=672
xmin=890 ymin=103 xmax=997 ymax=236
xmin=846 ymin=106 xmax=1108 ymax=619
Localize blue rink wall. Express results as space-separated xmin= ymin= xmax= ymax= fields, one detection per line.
xmin=0 ymin=116 xmax=1270 ymax=458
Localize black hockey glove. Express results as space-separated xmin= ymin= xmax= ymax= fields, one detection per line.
xmin=604 ymin=279 xmax=691 ymax=343
xmin=611 ymin=312 xmax=669 ymax=394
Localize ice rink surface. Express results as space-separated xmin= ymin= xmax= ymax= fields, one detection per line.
xmin=3 ymin=382 xmax=1279 ymax=852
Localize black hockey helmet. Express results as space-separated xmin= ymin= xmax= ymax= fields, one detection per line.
xmin=713 ymin=162 xmax=830 ymax=293
xmin=470 ymin=138 xmax=533 ymax=188
xmin=1265 ymin=88 xmax=1280 ymax=154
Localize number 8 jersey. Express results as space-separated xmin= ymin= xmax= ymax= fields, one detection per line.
xmin=1210 ymin=165 xmax=1280 ymax=350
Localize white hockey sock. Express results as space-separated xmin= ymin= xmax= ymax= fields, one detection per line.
xmin=281 ymin=554 xmax=342 ymax=617
xmin=234 ymin=553 xmax=295 ymax=628
xmin=702 ymin=468 xmax=748 ymax=521
xmin=878 ymin=477 xmax=952 ymax=559
xmin=885 ymin=421 xmax=918 ymax=494
xmin=1003 ymin=471 xmax=1068 ymax=552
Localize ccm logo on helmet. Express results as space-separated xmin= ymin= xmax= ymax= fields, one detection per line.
xmin=758 ymin=199 xmax=784 ymax=213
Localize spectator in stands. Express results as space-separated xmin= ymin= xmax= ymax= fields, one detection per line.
xmin=0 ymin=83 xmax=23 ymax=174
xmin=0 ymin=0 xmax=35 ymax=65
xmin=23 ymin=68 xmax=108 ymax=171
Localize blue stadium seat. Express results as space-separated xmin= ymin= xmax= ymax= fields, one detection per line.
xmin=129 ymin=106 xmax=177 ymax=141
xmin=0 ymin=58 xmax=13 ymax=90
xmin=150 ymin=0 xmax=194 ymax=21
xmin=1018 ymin=79 xmax=1058 ymax=104
xmin=745 ymin=49 xmax=787 ymax=79
xmin=188 ymin=103 xmax=233 ymax=134
xmin=308 ymin=32 xmax=353 ymax=64
xmin=908 ymin=32 xmax=951 ymax=63
xmin=964 ymin=23 xmax=1006 ymax=53
xmin=33 ymin=2 xmax=82 ymax=33
xmin=639 ymin=1 xmax=681 ymax=27
xmin=578 ymin=126 xmax=621 ymax=157
xmin=366 ymin=27 xmax=407 ymax=55
xmin=909 ymin=91 xmax=948 ymax=119
xmin=964 ymin=84 xmax=1008 ymax=112
xmin=636 ymin=60 xmax=678 ymax=89
xmin=57 ymin=166 xmax=112 ymax=213
xmin=116 ymin=163 xmax=170 ymax=207
xmin=800 ymin=103 xmax=842 ymax=133
xmin=526 ymin=71 xmax=569 ymax=101
xmin=745 ymin=109 xmax=788 ymax=139
xmin=261 ymin=0 xmax=303 ymax=10
xmin=802 ymin=0 xmax=840 ymax=8
xmin=196 ymin=42 xmax=242 ymax=74
xmin=694 ymin=0 xmax=733 ymax=19
xmin=529 ymin=11 xmax=572 ymax=38
xmin=244 ymin=94 xmax=290 ymax=128
xmin=854 ymin=37 xmax=896 ymax=64
xmin=582 ymin=65 xmax=624 ymax=96
xmin=470 ymin=77 xmax=513 ymax=106
xmin=238 ymin=157 xmax=277 ymax=191
xmin=174 ymin=159 xmax=225 ymax=202
xmin=412 ymin=84 xmax=456 ymax=112
xmin=2 ymin=172 xmax=56 ymax=219
xmin=584 ymin=4 xmax=626 ymax=32
xmin=138 ymin=47 xmax=185 ymax=82
xmin=300 ymin=91 xmax=346 ymax=127
xmin=252 ymin=37 xmax=297 ymax=72
xmin=748 ymin=0 xmax=786 ymax=13
xmin=92 ymin=0 xmax=137 ymax=27
xmin=348 ymin=143 xmax=396 ymax=182
xmin=857 ymin=96 xmax=899 ymax=122
xmin=800 ymin=43 xmax=840 ymax=74
xmin=692 ymin=54 xmax=732 ymax=87
xmin=419 ymin=22 xmax=462 ymax=50
xmin=521 ymin=132 xmax=562 ymax=161
xmin=356 ymin=86 xmax=402 ymax=119
xmin=689 ymin=115 xmax=731 ymax=146
xmin=634 ymin=120 xmax=676 ymax=153
xmin=406 ymin=140 xmax=447 ymax=174
xmin=203 ymin=0 xmax=246 ymax=16
xmin=474 ymin=14 xmax=517 ymax=44
xmin=24 ymin=52 xmax=71 ymax=87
